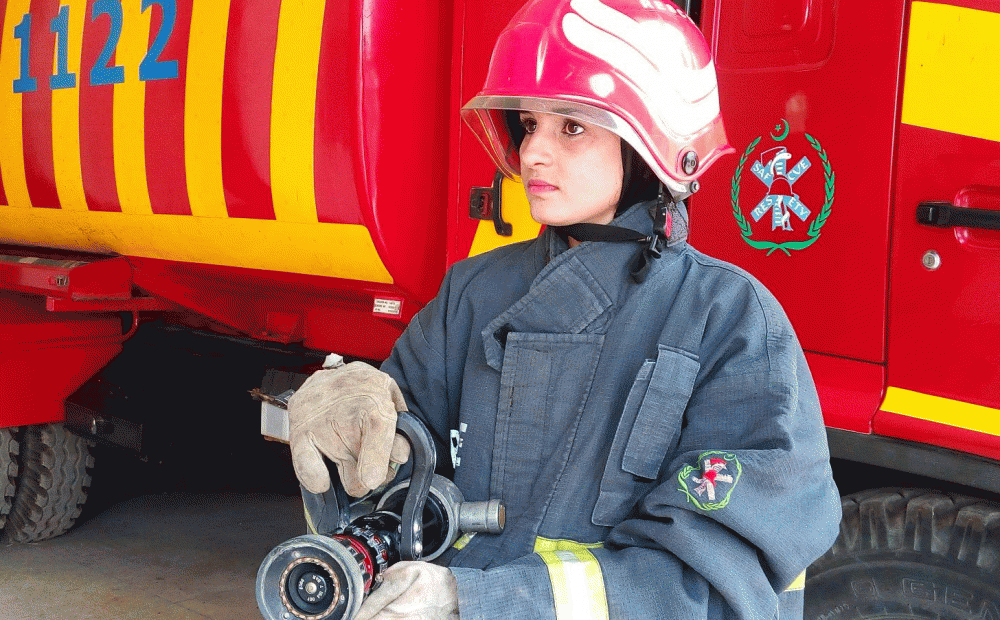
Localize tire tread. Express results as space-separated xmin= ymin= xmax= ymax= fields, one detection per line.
xmin=822 ymin=489 xmax=1000 ymax=567
xmin=0 ymin=428 xmax=18 ymax=530
xmin=5 ymin=424 xmax=94 ymax=543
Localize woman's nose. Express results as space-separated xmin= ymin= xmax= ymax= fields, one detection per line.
xmin=520 ymin=130 xmax=554 ymax=167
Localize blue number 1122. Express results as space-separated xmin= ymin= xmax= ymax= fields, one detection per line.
xmin=11 ymin=3 xmax=179 ymax=93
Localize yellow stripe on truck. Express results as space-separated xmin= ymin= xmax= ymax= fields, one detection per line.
xmin=113 ymin=0 xmax=153 ymax=215
xmin=881 ymin=387 xmax=1000 ymax=437
xmin=535 ymin=537 xmax=608 ymax=620
xmin=901 ymin=2 xmax=1000 ymax=142
xmin=0 ymin=207 xmax=394 ymax=283
xmin=185 ymin=0 xmax=231 ymax=219
xmin=0 ymin=0 xmax=33 ymax=208
xmin=270 ymin=0 xmax=324 ymax=224
xmin=51 ymin=0 xmax=89 ymax=212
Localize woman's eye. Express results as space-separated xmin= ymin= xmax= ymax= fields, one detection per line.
xmin=564 ymin=121 xmax=584 ymax=135
xmin=520 ymin=118 xmax=537 ymax=133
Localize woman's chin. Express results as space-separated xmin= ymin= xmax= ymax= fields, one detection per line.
xmin=529 ymin=209 xmax=571 ymax=228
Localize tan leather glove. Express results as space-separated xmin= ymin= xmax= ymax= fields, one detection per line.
xmin=287 ymin=361 xmax=410 ymax=496
xmin=355 ymin=562 xmax=459 ymax=620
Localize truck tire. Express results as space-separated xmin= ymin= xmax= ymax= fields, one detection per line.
xmin=806 ymin=488 xmax=1000 ymax=620
xmin=0 ymin=428 xmax=17 ymax=530
xmin=4 ymin=423 xmax=94 ymax=543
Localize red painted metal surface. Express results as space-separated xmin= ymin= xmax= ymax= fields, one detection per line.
xmin=220 ymin=0 xmax=279 ymax=221
xmin=448 ymin=0 xmax=528 ymax=267
xmin=882 ymin=124 xmax=1000 ymax=412
xmin=128 ymin=258 xmax=412 ymax=360
xmin=313 ymin=0 xmax=363 ymax=227
xmin=695 ymin=0 xmax=905 ymax=367
xmin=0 ymin=252 xmax=130 ymax=300
xmin=47 ymin=296 xmax=175 ymax=312
xmin=0 ymin=0 xmax=459 ymax=420
xmin=804 ymin=352 xmax=885 ymax=433
xmin=353 ymin=0 xmax=453 ymax=304
xmin=0 ymin=291 xmax=124 ymax=427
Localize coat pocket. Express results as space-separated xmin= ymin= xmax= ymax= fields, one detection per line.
xmin=592 ymin=345 xmax=700 ymax=526
xmin=492 ymin=332 xmax=604 ymax=511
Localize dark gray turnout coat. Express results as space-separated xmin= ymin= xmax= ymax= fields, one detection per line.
xmin=380 ymin=201 xmax=841 ymax=620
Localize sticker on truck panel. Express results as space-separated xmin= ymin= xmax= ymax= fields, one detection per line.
xmin=731 ymin=119 xmax=835 ymax=256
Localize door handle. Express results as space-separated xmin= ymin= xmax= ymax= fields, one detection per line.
xmin=916 ymin=201 xmax=1000 ymax=231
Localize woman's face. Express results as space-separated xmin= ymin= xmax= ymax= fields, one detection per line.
xmin=518 ymin=111 xmax=623 ymax=228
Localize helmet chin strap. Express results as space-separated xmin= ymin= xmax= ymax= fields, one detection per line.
xmin=554 ymin=184 xmax=673 ymax=284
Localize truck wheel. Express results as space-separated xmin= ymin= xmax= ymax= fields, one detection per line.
xmin=4 ymin=423 xmax=95 ymax=543
xmin=0 ymin=428 xmax=17 ymax=530
xmin=806 ymin=488 xmax=1000 ymax=620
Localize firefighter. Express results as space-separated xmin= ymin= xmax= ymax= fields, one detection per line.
xmin=287 ymin=0 xmax=842 ymax=618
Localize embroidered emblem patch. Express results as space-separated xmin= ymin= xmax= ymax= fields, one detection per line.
xmin=677 ymin=451 xmax=742 ymax=511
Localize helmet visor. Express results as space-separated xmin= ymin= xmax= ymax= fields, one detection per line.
xmin=461 ymin=95 xmax=689 ymax=195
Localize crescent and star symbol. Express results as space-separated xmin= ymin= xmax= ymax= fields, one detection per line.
xmin=770 ymin=118 xmax=790 ymax=141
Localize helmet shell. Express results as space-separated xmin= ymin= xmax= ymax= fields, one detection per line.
xmin=461 ymin=0 xmax=733 ymax=196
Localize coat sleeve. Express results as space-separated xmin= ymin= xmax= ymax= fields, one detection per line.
xmin=449 ymin=276 xmax=842 ymax=620
xmin=379 ymin=264 xmax=476 ymax=474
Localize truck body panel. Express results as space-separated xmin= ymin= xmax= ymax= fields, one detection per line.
xmin=875 ymin=2 xmax=1000 ymax=459
xmin=695 ymin=0 xmax=903 ymax=368
xmin=0 ymin=0 xmax=455 ymax=323
xmin=0 ymin=290 xmax=123 ymax=425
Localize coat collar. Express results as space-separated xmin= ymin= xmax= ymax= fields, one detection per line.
xmin=480 ymin=201 xmax=688 ymax=371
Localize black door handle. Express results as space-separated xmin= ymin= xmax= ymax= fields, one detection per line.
xmin=917 ymin=201 xmax=1000 ymax=230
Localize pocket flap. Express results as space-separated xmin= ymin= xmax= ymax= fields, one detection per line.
xmin=592 ymin=345 xmax=700 ymax=527
xmin=621 ymin=346 xmax=700 ymax=479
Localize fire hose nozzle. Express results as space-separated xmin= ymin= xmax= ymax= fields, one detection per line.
xmin=458 ymin=500 xmax=505 ymax=534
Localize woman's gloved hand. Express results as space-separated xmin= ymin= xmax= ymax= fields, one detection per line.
xmin=287 ymin=361 xmax=410 ymax=496
xmin=355 ymin=562 xmax=459 ymax=620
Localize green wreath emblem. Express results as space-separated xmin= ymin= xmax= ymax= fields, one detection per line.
xmin=677 ymin=451 xmax=742 ymax=511
xmin=731 ymin=129 xmax=835 ymax=256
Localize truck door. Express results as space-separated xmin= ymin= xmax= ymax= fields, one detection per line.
xmin=694 ymin=0 xmax=906 ymax=432
xmin=875 ymin=1 xmax=1000 ymax=459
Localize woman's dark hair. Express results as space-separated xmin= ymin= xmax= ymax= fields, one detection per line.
xmin=618 ymin=142 xmax=660 ymax=214
xmin=504 ymin=110 xmax=660 ymax=216
xmin=504 ymin=110 xmax=526 ymax=161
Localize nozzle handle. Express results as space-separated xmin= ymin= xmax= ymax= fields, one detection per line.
xmin=395 ymin=411 xmax=436 ymax=561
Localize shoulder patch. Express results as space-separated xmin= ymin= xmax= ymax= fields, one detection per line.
xmin=677 ymin=451 xmax=742 ymax=511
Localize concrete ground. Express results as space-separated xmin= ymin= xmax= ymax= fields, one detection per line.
xmin=0 ymin=441 xmax=305 ymax=620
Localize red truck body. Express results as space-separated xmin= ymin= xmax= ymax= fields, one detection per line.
xmin=696 ymin=0 xmax=1000 ymax=466
xmin=0 ymin=0 xmax=998 ymax=609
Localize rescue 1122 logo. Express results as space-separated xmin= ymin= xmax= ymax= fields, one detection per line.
xmin=677 ymin=451 xmax=742 ymax=511
xmin=731 ymin=119 xmax=835 ymax=255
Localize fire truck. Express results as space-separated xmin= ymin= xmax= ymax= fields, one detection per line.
xmin=0 ymin=0 xmax=997 ymax=616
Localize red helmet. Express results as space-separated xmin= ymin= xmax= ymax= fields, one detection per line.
xmin=462 ymin=0 xmax=733 ymax=197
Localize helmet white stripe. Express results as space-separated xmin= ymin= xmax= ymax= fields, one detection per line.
xmin=563 ymin=0 xmax=720 ymax=137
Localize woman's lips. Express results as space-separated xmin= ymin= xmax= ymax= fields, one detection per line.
xmin=526 ymin=179 xmax=558 ymax=194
